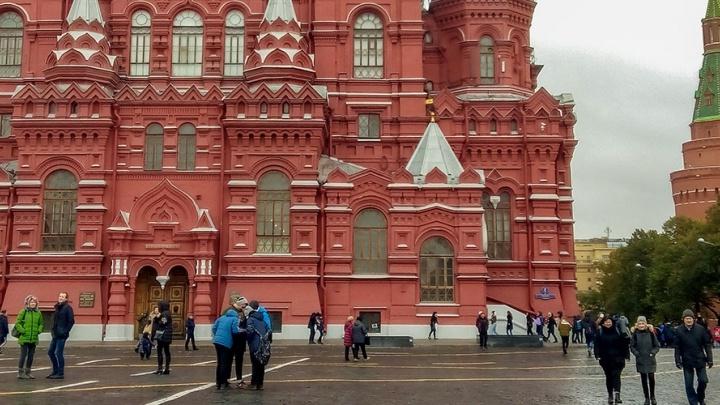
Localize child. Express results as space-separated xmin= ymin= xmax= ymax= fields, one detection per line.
xmin=135 ymin=332 xmax=153 ymax=360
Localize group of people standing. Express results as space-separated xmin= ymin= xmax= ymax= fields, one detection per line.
xmin=343 ymin=315 xmax=370 ymax=361
xmin=211 ymin=295 xmax=272 ymax=391
xmin=592 ymin=310 xmax=713 ymax=405
xmin=307 ymin=312 xmax=325 ymax=344
xmin=2 ymin=292 xmax=75 ymax=380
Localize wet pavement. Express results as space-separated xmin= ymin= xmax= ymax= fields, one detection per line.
xmin=0 ymin=339 xmax=717 ymax=404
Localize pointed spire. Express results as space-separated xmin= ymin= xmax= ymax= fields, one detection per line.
xmin=405 ymin=121 xmax=464 ymax=184
xmin=708 ymin=0 xmax=720 ymax=19
xmin=263 ymin=0 xmax=298 ymax=23
xmin=66 ymin=0 xmax=105 ymax=25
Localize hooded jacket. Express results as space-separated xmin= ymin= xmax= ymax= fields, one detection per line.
xmin=246 ymin=310 xmax=269 ymax=354
xmin=16 ymin=307 xmax=44 ymax=345
xmin=212 ymin=310 xmax=239 ymax=349
xmin=351 ymin=320 xmax=368 ymax=344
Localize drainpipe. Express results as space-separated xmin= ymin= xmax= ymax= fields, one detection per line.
xmin=215 ymin=102 xmax=227 ymax=316
xmin=103 ymin=103 xmax=121 ymax=332
xmin=0 ymin=180 xmax=15 ymax=309
xmin=318 ymin=180 xmax=327 ymax=319
xmin=521 ymin=103 xmax=535 ymax=312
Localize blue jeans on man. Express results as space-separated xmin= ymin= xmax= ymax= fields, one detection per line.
xmin=683 ymin=366 xmax=708 ymax=405
xmin=48 ymin=337 xmax=67 ymax=377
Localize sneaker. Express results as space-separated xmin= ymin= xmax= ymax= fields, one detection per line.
xmin=162 ymin=369 xmax=170 ymax=375
xmin=353 ymin=358 xmax=359 ymax=362
xmin=48 ymin=375 xmax=64 ymax=380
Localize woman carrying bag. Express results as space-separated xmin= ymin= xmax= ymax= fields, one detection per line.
xmin=15 ymin=295 xmax=43 ymax=379
xmin=630 ymin=316 xmax=660 ymax=405
xmin=594 ymin=316 xmax=631 ymax=404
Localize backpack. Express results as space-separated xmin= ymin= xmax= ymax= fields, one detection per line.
xmin=254 ymin=330 xmax=272 ymax=366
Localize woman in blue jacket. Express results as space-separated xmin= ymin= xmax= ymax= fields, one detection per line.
xmin=212 ymin=309 xmax=239 ymax=390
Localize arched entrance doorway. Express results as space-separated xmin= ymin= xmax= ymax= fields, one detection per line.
xmin=134 ymin=266 xmax=190 ymax=339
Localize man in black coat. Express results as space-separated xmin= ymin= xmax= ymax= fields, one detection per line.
xmin=0 ymin=309 xmax=8 ymax=354
xmin=675 ymin=309 xmax=713 ymax=405
xmin=47 ymin=292 xmax=75 ymax=379
xmin=185 ymin=314 xmax=198 ymax=351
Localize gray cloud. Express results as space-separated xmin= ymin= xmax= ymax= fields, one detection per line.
xmin=535 ymin=47 xmax=696 ymax=238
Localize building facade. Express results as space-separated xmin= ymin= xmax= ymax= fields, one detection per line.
xmin=574 ymin=238 xmax=626 ymax=292
xmin=0 ymin=0 xmax=578 ymax=340
xmin=672 ymin=0 xmax=720 ymax=220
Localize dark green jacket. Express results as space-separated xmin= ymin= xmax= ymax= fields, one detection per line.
xmin=16 ymin=308 xmax=43 ymax=345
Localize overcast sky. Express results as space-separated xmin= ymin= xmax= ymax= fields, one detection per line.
xmin=530 ymin=0 xmax=706 ymax=238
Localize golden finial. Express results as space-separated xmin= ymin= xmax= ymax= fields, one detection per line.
xmin=430 ymin=112 xmax=436 ymax=123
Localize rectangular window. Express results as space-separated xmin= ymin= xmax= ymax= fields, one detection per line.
xmin=358 ymin=311 xmax=381 ymax=334
xmin=0 ymin=113 xmax=11 ymax=137
xmin=0 ymin=27 xmax=22 ymax=77
xmin=144 ymin=135 xmax=163 ymax=171
xmin=42 ymin=190 xmax=77 ymax=251
xmin=268 ymin=311 xmax=282 ymax=334
xmin=172 ymin=31 xmax=203 ymax=76
xmin=420 ymin=256 xmax=454 ymax=302
xmin=130 ymin=28 xmax=151 ymax=76
xmin=353 ymin=227 xmax=387 ymax=274
xmin=358 ymin=114 xmax=380 ymax=139
xmin=177 ymin=135 xmax=196 ymax=171
xmin=480 ymin=53 xmax=494 ymax=84
xmin=224 ymin=29 xmax=244 ymax=76
xmin=256 ymin=192 xmax=291 ymax=253
xmin=354 ymin=34 xmax=383 ymax=78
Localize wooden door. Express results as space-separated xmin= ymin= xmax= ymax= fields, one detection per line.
xmin=134 ymin=266 xmax=188 ymax=339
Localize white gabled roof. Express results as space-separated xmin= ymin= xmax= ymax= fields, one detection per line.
xmin=405 ymin=121 xmax=464 ymax=184
xmin=263 ymin=0 xmax=298 ymax=23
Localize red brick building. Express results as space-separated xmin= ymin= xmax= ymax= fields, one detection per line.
xmin=0 ymin=0 xmax=578 ymax=340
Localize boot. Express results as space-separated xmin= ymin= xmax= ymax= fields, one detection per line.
xmin=25 ymin=368 xmax=35 ymax=379
xmin=614 ymin=392 xmax=622 ymax=404
xmin=650 ymin=398 xmax=657 ymax=405
xmin=607 ymin=394 xmax=613 ymax=404
xmin=18 ymin=368 xmax=29 ymax=379
xmin=644 ymin=398 xmax=650 ymax=405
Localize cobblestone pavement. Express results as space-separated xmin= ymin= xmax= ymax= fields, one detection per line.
xmin=0 ymin=340 xmax=717 ymax=404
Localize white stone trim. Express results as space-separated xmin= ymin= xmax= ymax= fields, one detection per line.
xmin=291 ymin=180 xmax=320 ymax=187
xmin=390 ymin=203 xmax=483 ymax=213
xmin=75 ymin=204 xmax=108 ymax=211
xmin=13 ymin=180 xmax=42 ymax=187
xmin=323 ymin=182 xmax=354 ymax=189
xmin=227 ymin=180 xmax=256 ymax=187
xmin=78 ymin=180 xmax=107 ymax=186
xmin=529 ymin=194 xmax=559 ymax=200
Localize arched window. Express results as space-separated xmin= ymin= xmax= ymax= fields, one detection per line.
xmin=224 ymin=10 xmax=244 ymax=76
xmin=483 ymin=192 xmax=511 ymax=259
xmin=42 ymin=170 xmax=78 ymax=251
xmin=420 ymin=237 xmax=454 ymax=302
xmin=468 ymin=119 xmax=477 ymax=134
xmin=282 ymin=101 xmax=290 ymax=117
xmin=510 ymin=119 xmax=519 ymax=134
xmin=479 ymin=36 xmax=495 ymax=84
xmin=353 ymin=209 xmax=387 ymax=274
xmin=256 ymin=171 xmax=290 ymax=253
xmin=489 ymin=118 xmax=498 ymax=134
xmin=172 ymin=11 xmax=203 ymax=76
xmin=177 ymin=123 xmax=196 ymax=171
xmin=259 ymin=102 xmax=268 ymax=117
xmin=353 ymin=12 xmax=383 ymax=79
xmin=0 ymin=11 xmax=22 ymax=77
xmin=144 ymin=123 xmax=163 ymax=170
xmin=130 ymin=10 xmax=151 ymax=76
xmin=69 ymin=101 xmax=78 ymax=116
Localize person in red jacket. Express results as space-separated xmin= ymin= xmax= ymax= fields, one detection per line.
xmin=713 ymin=325 xmax=720 ymax=349
xmin=343 ymin=316 xmax=354 ymax=361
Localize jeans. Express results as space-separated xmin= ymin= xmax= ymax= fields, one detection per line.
xmin=156 ymin=341 xmax=171 ymax=371
xmin=250 ymin=353 xmax=265 ymax=386
xmin=490 ymin=323 xmax=497 ymax=335
xmin=232 ymin=334 xmax=246 ymax=381
xmin=308 ymin=328 xmax=316 ymax=343
xmin=48 ymin=337 xmax=67 ymax=376
xmin=478 ymin=332 xmax=488 ymax=348
xmin=536 ymin=324 xmax=544 ymax=338
xmin=506 ymin=325 xmax=513 ymax=336
xmin=214 ymin=343 xmax=233 ymax=388
xmin=185 ymin=333 xmax=197 ymax=350
xmin=429 ymin=326 xmax=437 ymax=339
xmin=561 ymin=336 xmax=569 ymax=354
xmin=547 ymin=328 xmax=558 ymax=343
xmin=19 ymin=343 xmax=36 ymax=370
xmin=683 ymin=366 xmax=708 ymax=405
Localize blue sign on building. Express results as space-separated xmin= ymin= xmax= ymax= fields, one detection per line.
xmin=535 ymin=287 xmax=556 ymax=300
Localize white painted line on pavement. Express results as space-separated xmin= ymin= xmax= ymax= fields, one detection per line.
xmin=0 ymin=366 xmax=50 ymax=374
xmin=145 ymin=357 xmax=310 ymax=405
xmin=189 ymin=360 xmax=215 ymax=366
xmin=77 ymin=358 xmax=121 ymax=366
xmin=32 ymin=380 xmax=98 ymax=393
xmin=131 ymin=370 xmax=159 ymax=377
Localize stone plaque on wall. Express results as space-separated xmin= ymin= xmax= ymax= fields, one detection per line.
xmin=78 ymin=292 xmax=96 ymax=308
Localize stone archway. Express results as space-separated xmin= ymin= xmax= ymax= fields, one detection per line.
xmin=134 ymin=266 xmax=159 ymax=337
xmin=133 ymin=265 xmax=189 ymax=339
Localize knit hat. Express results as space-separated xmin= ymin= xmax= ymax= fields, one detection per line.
xmin=233 ymin=296 xmax=249 ymax=306
xmin=24 ymin=295 xmax=38 ymax=307
xmin=636 ymin=316 xmax=647 ymax=324
xmin=682 ymin=309 xmax=694 ymax=319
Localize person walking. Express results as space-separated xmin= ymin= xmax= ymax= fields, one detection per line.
xmin=526 ymin=312 xmax=534 ymax=336
xmin=0 ymin=309 xmax=8 ymax=354
xmin=630 ymin=316 xmax=660 ymax=405
xmin=429 ymin=312 xmax=438 ymax=340
xmin=675 ymin=309 xmax=713 ymax=405
xmin=547 ymin=312 xmax=559 ymax=343
xmin=152 ymin=300 xmax=173 ymax=375
xmin=572 ymin=315 xmax=583 ymax=344
xmin=506 ymin=311 xmax=513 ymax=336
xmin=246 ymin=304 xmax=270 ymax=390
xmin=316 ymin=313 xmax=325 ymax=344
xmin=307 ymin=312 xmax=317 ymax=344
xmin=489 ymin=311 xmax=497 ymax=335
xmin=351 ymin=316 xmax=369 ymax=361
xmin=16 ymin=295 xmax=43 ymax=379
xmin=343 ymin=316 xmax=354 ymax=361
xmin=476 ymin=311 xmax=489 ymax=350
xmin=713 ymin=324 xmax=720 ymax=349
xmin=212 ymin=308 xmax=239 ymax=390
xmin=583 ymin=312 xmax=597 ymax=357
xmin=558 ymin=316 xmax=572 ymax=355
xmin=594 ymin=316 xmax=630 ymax=404
xmin=185 ymin=314 xmax=198 ymax=351
xmin=535 ymin=312 xmax=546 ymax=340
xmin=47 ymin=292 xmax=74 ymax=379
